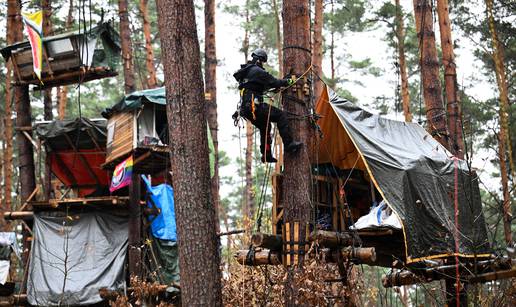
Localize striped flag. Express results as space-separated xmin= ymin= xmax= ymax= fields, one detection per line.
xmin=110 ymin=156 xmax=134 ymax=193
xmin=21 ymin=11 xmax=43 ymax=82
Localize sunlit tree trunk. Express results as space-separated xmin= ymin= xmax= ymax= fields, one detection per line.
xmin=58 ymin=0 xmax=74 ymax=120
xmin=156 ymin=0 xmax=223 ymax=304
xmin=4 ymin=0 xmax=23 ymax=214
xmin=486 ymin=0 xmax=513 ymax=246
xmin=204 ymin=0 xmax=220 ymax=233
xmin=119 ymin=0 xmax=136 ymax=93
xmin=330 ymin=1 xmax=335 ymax=81
xmin=242 ymin=0 xmax=255 ymax=228
xmin=312 ymin=0 xmax=324 ymax=98
xmin=437 ymin=0 xmax=464 ymax=158
xmin=140 ymin=0 xmax=157 ymax=89
xmin=395 ymin=0 xmax=412 ymax=123
xmin=282 ymin=0 xmax=312 ymax=305
xmin=42 ymin=0 xmax=53 ymax=121
xmin=413 ymin=0 xmax=451 ymax=150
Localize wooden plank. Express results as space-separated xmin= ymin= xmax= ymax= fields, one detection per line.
xmin=285 ymin=222 xmax=290 ymax=266
xmin=294 ymin=221 xmax=299 ymax=265
xmin=12 ymin=49 xmax=33 ymax=65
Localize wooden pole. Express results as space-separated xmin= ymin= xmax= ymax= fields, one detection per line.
xmin=309 ymin=230 xmax=354 ymax=248
xmin=128 ymin=171 xmax=142 ymax=279
xmin=235 ymin=249 xmax=282 ymax=266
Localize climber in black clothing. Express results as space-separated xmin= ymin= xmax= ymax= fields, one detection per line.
xmin=233 ymin=48 xmax=303 ymax=163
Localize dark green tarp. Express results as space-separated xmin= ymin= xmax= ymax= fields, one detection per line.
xmin=102 ymin=87 xmax=166 ymax=119
xmin=35 ymin=118 xmax=107 ymax=151
xmin=327 ymin=90 xmax=491 ymax=263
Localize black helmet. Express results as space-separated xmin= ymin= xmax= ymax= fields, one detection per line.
xmin=251 ymin=48 xmax=268 ymax=62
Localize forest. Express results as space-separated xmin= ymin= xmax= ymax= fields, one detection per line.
xmin=0 ymin=0 xmax=514 ymax=306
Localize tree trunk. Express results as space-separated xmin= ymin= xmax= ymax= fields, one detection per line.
xmin=204 ymin=0 xmax=220 ymax=233
xmin=4 ymin=0 xmax=22 ymax=213
xmin=413 ymin=0 xmax=451 ymax=150
xmin=437 ymin=0 xmax=464 ymax=158
xmin=282 ymin=0 xmax=312 ymax=305
xmin=242 ymin=0 xmax=255 ymax=228
xmin=58 ymin=0 xmax=74 ymax=120
xmin=272 ymin=0 xmax=283 ymax=76
xmin=312 ymin=0 xmax=324 ymax=98
xmin=395 ymin=0 xmax=413 ymax=123
xmin=486 ymin=0 xmax=513 ymax=246
xmin=119 ymin=0 xmax=136 ymax=94
xmin=155 ymin=0 xmax=223 ymax=305
xmin=140 ymin=0 xmax=157 ymax=89
xmin=42 ymin=0 xmax=53 ymax=121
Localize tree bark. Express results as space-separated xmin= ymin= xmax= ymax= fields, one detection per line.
xmin=118 ymin=0 xmax=136 ymax=94
xmin=242 ymin=0 xmax=255 ymax=227
xmin=204 ymin=0 xmax=220 ymax=233
xmin=272 ymin=0 xmax=283 ymax=76
xmin=140 ymin=0 xmax=157 ymax=89
xmin=312 ymin=0 xmax=324 ymax=98
xmin=42 ymin=0 xmax=53 ymax=121
xmin=413 ymin=0 xmax=451 ymax=150
xmin=282 ymin=0 xmax=312 ymax=305
xmin=5 ymin=0 xmax=23 ymax=213
xmin=395 ymin=0 xmax=413 ymax=123
xmin=155 ymin=0 xmax=223 ymax=305
xmin=486 ymin=0 xmax=513 ymax=246
xmin=330 ymin=1 xmax=335 ymax=81
xmin=58 ymin=0 xmax=74 ymax=120
xmin=437 ymin=0 xmax=464 ymax=158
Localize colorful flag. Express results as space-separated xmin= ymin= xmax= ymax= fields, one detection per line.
xmin=21 ymin=10 xmax=43 ymax=82
xmin=110 ymin=156 xmax=134 ymax=193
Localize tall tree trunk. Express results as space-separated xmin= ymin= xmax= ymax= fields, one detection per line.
xmin=58 ymin=0 xmax=74 ymax=120
xmin=242 ymin=0 xmax=255 ymax=227
xmin=395 ymin=0 xmax=413 ymax=123
xmin=119 ymin=0 xmax=136 ymax=94
xmin=312 ymin=0 xmax=324 ymax=98
xmin=42 ymin=0 xmax=53 ymax=121
xmin=272 ymin=0 xmax=283 ymax=76
xmin=204 ymin=0 xmax=220 ymax=233
xmin=486 ymin=0 xmax=513 ymax=246
xmin=282 ymin=1 xmax=312 ymax=305
xmin=140 ymin=0 xmax=157 ymax=89
xmin=156 ymin=0 xmax=223 ymax=305
xmin=437 ymin=0 xmax=464 ymax=158
xmin=413 ymin=0 xmax=451 ymax=150
xmin=4 ymin=0 xmax=23 ymax=213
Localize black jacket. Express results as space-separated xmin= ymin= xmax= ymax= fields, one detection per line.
xmin=234 ymin=63 xmax=288 ymax=94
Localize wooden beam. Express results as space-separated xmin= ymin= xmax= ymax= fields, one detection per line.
xmin=63 ymin=133 xmax=101 ymax=185
xmin=309 ymin=230 xmax=354 ymax=248
xmin=235 ymin=249 xmax=282 ymax=266
xmin=4 ymin=211 xmax=33 ymax=221
xmin=251 ymin=233 xmax=283 ymax=251
xmin=469 ymin=267 xmax=516 ymax=283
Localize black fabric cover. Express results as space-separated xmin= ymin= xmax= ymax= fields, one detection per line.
xmin=27 ymin=211 xmax=128 ymax=306
xmin=327 ymin=90 xmax=491 ymax=262
xmin=35 ymin=118 xmax=107 ymax=151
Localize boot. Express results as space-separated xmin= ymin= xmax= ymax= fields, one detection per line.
xmin=285 ymin=141 xmax=303 ymax=153
xmin=261 ymin=151 xmax=278 ymax=163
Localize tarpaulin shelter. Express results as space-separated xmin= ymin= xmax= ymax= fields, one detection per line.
xmin=312 ymin=86 xmax=491 ymax=263
xmin=35 ymin=118 xmax=110 ymax=197
xmin=27 ymin=212 xmax=128 ymax=306
xmin=0 ymin=22 xmax=120 ymax=89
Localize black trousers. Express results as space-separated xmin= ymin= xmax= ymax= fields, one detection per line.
xmin=240 ymin=96 xmax=293 ymax=154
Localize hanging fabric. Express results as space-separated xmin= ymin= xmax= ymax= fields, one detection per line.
xmin=21 ymin=10 xmax=44 ymax=82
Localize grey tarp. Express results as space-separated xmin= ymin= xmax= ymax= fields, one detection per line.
xmin=27 ymin=212 xmax=128 ymax=306
xmin=326 ymin=90 xmax=491 ymax=263
xmin=35 ymin=118 xmax=107 ymax=151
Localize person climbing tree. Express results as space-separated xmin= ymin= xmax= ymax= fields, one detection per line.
xmin=233 ymin=48 xmax=302 ymax=163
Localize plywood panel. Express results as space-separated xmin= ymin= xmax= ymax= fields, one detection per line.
xmin=106 ymin=112 xmax=134 ymax=164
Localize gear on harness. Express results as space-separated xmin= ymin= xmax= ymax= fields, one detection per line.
xmin=233 ymin=48 xmax=303 ymax=163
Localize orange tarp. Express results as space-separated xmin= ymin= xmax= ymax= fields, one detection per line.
xmin=312 ymin=86 xmax=366 ymax=171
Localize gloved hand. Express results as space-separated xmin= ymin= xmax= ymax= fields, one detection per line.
xmin=287 ymin=78 xmax=294 ymax=86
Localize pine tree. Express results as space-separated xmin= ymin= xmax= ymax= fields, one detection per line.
xmin=118 ymin=0 xmax=136 ymax=93
xmin=156 ymin=0 xmax=223 ymax=304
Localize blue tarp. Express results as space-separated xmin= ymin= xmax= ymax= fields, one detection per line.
xmin=142 ymin=175 xmax=177 ymax=241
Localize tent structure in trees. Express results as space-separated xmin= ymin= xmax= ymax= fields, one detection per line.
xmin=0 ymin=22 xmax=120 ymax=89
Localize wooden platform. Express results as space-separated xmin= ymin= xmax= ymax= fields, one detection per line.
xmin=21 ymin=66 xmax=118 ymax=90
xmin=29 ymin=196 xmax=130 ymax=210
xmin=102 ymin=146 xmax=170 ymax=175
